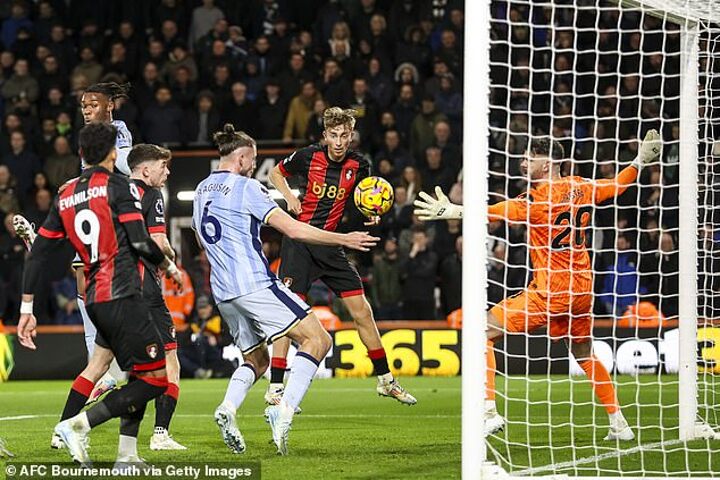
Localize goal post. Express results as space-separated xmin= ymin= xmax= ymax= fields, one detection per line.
xmin=464 ymin=0 xmax=720 ymax=477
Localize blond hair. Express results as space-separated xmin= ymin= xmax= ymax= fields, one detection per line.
xmin=323 ymin=107 xmax=356 ymax=130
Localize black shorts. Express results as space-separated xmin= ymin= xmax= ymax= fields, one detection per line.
xmin=279 ymin=237 xmax=364 ymax=298
xmin=142 ymin=267 xmax=177 ymax=351
xmin=87 ymin=296 xmax=166 ymax=373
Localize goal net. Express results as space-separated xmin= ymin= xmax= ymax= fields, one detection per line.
xmin=479 ymin=0 xmax=720 ymax=476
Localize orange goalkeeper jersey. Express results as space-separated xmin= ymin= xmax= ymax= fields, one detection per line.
xmin=487 ymin=165 xmax=638 ymax=295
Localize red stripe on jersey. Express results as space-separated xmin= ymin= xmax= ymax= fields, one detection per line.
xmin=38 ymin=227 xmax=64 ymax=239
xmin=133 ymin=359 xmax=167 ymax=372
xmin=118 ymin=212 xmax=143 ymax=223
xmin=324 ymin=158 xmax=360 ymax=231
xmin=148 ymin=225 xmax=166 ymax=234
xmin=298 ymin=152 xmax=328 ymax=224
xmin=58 ymin=179 xmax=84 ymax=264
xmin=278 ymin=160 xmax=291 ymax=177
xmin=89 ymin=171 xmax=118 ymax=303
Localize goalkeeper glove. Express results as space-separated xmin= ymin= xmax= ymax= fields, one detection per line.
xmin=633 ymin=129 xmax=662 ymax=169
xmin=413 ymin=186 xmax=464 ymax=221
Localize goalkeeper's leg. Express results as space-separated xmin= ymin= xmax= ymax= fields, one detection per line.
xmin=485 ymin=311 xmax=505 ymax=436
xmin=569 ymin=340 xmax=634 ymax=441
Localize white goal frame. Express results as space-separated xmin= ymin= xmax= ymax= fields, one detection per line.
xmin=462 ymin=0 xmax=720 ymax=478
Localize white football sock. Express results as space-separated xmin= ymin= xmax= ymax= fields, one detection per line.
xmin=282 ymin=352 xmax=320 ymax=410
xmin=485 ymin=400 xmax=497 ymax=412
xmin=118 ymin=434 xmax=137 ymax=459
xmin=223 ymin=364 xmax=256 ymax=411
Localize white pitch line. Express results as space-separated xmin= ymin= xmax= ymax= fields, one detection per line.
xmin=513 ymin=438 xmax=685 ymax=476
xmin=0 ymin=413 xmax=459 ymax=421
xmin=0 ymin=415 xmax=41 ymax=421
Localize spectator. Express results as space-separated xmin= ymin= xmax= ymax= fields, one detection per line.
xmin=247 ymin=35 xmax=277 ymax=78
xmin=38 ymin=55 xmax=68 ymax=98
xmin=51 ymin=270 xmax=81 ymax=325
xmin=163 ymin=263 xmax=195 ymax=335
xmin=243 ymin=60 xmax=266 ymax=102
xmin=225 ymin=25 xmax=249 ymax=61
xmin=195 ymin=18 xmax=229 ymax=63
xmin=421 ymin=146 xmax=454 ymax=194
xmin=1 ymin=130 xmax=41 ymax=199
xmin=642 ymin=231 xmax=679 ymax=317
xmin=1 ymin=1 xmax=33 ymax=50
xmin=77 ymin=19 xmax=104 ymax=58
xmin=35 ymin=1 xmax=58 ymax=45
xmin=24 ymin=186 xmax=52 ymax=228
xmin=189 ymin=0 xmax=225 ymax=48
xmin=433 ymin=120 xmax=462 ymax=175
xmin=371 ymin=237 xmax=403 ymax=320
xmin=326 ymin=21 xmax=352 ymax=59
xmin=115 ymin=21 xmax=142 ymax=69
xmin=367 ymin=56 xmax=394 ymax=109
xmin=305 ymin=98 xmax=327 ymax=143
xmin=170 ymin=65 xmax=198 ymax=110
xmin=157 ymin=0 xmax=187 ymax=35
xmin=160 ymin=19 xmax=181 ymax=51
xmin=0 ymin=212 xmax=26 ymax=322
xmin=384 ymin=184 xmax=413 ymax=239
xmin=439 ymin=236 xmax=463 ymax=315
xmin=134 ymin=62 xmax=162 ymax=111
xmin=597 ymin=234 xmax=646 ymax=316
xmin=400 ymin=225 xmax=438 ymax=320
xmin=283 ymin=80 xmax=321 ymax=142
xmin=178 ymin=295 xmax=229 ymax=379
xmin=435 ymin=28 xmax=462 ymax=76
xmin=434 ymin=74 xmax=463 ymax=131
xmin=221 ymin=82 xmax=257 ymax=136
xmin=424 ymin=59 xmax=451 ymax=98
xmin=141 ymin=85 xmax=184 ymax=146
xmin=400 ymin=165 xmax=423 ymax=202
xmin=200 ymin=39 xmax=232 ymax=83
xmin=164 ymin=42 xmax=199 ymax=84
xmin=0 ymin=165 xmax=20 ymax=215
xmin=376 ymin=129 xmax=413 ymax=172
xmin=48 ymin=25 xmax=74 ymax=69
xmin=2 ymin=59 xmax=39 ymax=110
xmin=391 ymin=84 xmax=417 ymax=143
xmin=277 ymin=53 xmax=313 ymax=100
xmin=44 ymin=136 xmax=79 ymax=188
xmin=410 ymin=95 xmax=449 ymax=162
xmin=185 ymin=90 xmax=221 ymax=146
xmin=142 ymin=39 xmax=168 ymax=71
xmin=395 ymin=26 xmax=432 ymax=75
xmin=103 ymin=41 xmax=134 ymax=80
xmin=349 ymin=77 xmax=378 ymax=145
xmin=72 ymin=47 xmax=103 ymax=86
xmin=434 ymin=218 xmax=462 ymax=260
xmin=24 ymin=171 xmax=51 ymax=207
xmin=256 ymin=79 xmax=288 ymax=140
xmin=319 ymin=58 xmax=352 ymax=107
xmin=207 ymin=63 xmax=232 ymax=107
xmin=33 ymin=117 xmax=57 ymax=159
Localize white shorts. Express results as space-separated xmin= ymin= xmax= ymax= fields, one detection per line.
xmin=217 ymin=281 xmax=312 ymax=355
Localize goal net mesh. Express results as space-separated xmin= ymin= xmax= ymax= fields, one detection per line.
xmin=486 ymin=0 xmax=720 ymax=475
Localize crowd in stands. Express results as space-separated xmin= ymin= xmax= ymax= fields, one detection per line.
xmin=0 ymin=0 xmax=700 ymax=328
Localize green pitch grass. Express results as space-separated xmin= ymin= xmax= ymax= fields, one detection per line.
xmin=489 ymin=374 xmax=720 ymax=477
xmin=1 ymin=375 xmax=719 ymax=478
xmin=0 ymin=377 xmax=460 ymax=479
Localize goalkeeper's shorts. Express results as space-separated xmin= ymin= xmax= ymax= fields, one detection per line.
xmin=490 ymin=289 xmax=592 ymax=343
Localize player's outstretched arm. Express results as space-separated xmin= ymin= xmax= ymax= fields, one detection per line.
xmin=413 ymin=186 xmax=464 ymax=221
xmin=267 ymin=208 xmax=379 ymax=251
xmin=270 ymin=164 xmax=302 ymax=215
xmin=594 ymin=129 xmax=661 ymax=204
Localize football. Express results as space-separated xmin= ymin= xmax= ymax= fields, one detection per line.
xmin=354 ymin=176 xmax=394 ymax=218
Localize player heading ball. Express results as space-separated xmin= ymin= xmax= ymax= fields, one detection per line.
xmin=193 ymin=124 xmax=379 ymax=455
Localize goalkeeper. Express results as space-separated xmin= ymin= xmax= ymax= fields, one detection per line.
xmin=414 ymin=130 xmax=661 ymax=440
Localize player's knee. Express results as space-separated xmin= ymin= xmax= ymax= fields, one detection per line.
xmin=317 ymin=329 xmax=332 ymax=356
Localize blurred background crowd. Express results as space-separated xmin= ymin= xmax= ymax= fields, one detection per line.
xmin=1 ymin=0 xmax=714 ymax=339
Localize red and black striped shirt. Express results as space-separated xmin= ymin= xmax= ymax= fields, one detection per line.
xmin=134 ymin=178 xmax=167 ymax=287
xmin=38 ymin=167 xmax=145 ymax=304
xmin=278 ymin=144 xmax=371 ymax=231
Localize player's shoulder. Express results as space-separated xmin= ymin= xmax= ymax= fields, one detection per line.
xmin=347 ymin=148 xmax=370 ymax=166
xmin=294 ymin=144 xmax=321 ymax=160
